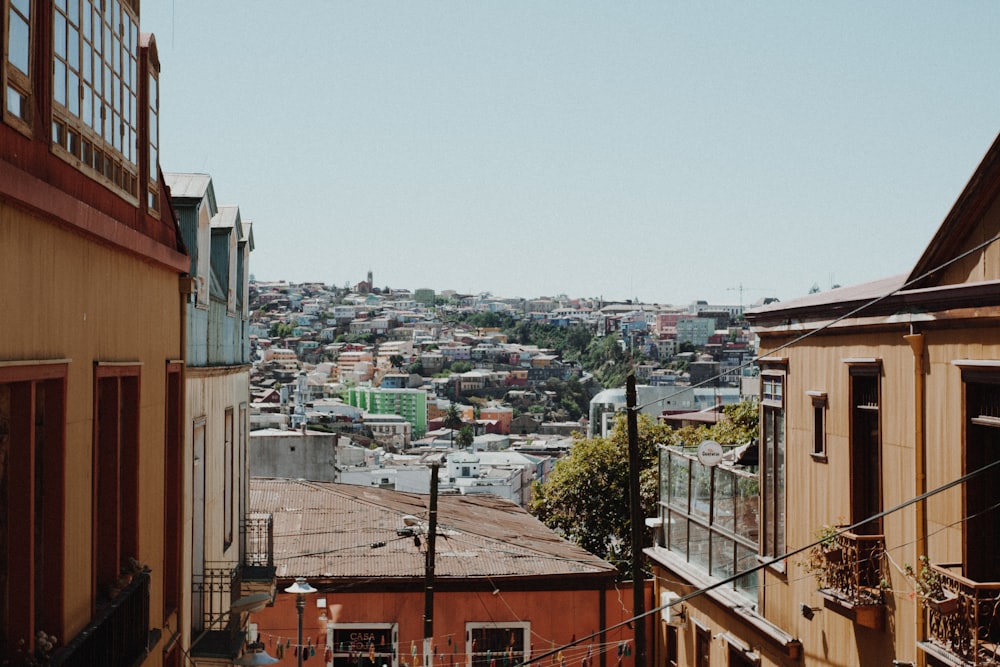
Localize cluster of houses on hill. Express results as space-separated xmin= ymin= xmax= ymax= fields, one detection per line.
xmin=242 ymin=281 xmax=760 ymax=508
xmin=11 ymin=4 xmax=1000 ymax=667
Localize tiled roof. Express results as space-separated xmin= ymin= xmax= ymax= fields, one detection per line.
xmin=250 ymin=478 xmax=617 ymax=581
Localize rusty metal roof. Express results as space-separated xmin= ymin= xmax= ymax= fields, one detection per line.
xmin=250 ymin=478 xmax=617 ymax=582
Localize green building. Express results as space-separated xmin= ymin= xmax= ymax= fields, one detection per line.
xmin=346 ymin=386 xmax=428 ymax=437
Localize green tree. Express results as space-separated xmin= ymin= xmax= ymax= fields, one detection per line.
xmin=456 ymin=425 xmax=475 ymax=448
xmin=443 ymin=403 xmax=463 ymax=431
xmin=530 ymin=400 xmax=758 ymax=578
xmin=450 ymin=361 xmax=472 ymax=373
xmin=389 ymin=354 xmax=405 ymax=370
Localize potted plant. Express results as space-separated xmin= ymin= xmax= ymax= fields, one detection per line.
xmin=800 ymin=524 xmax=845 ymax=588
xmin=816 ymin=524 xmax=843 ymax=563
xmin=905 ymin=555 xmax=959 ymax=615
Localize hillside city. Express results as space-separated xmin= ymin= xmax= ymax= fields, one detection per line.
xmin=5 ymin=4 xmax=1000 ymax=667
xmin=247 ymin=275 xmax=761 ymax=501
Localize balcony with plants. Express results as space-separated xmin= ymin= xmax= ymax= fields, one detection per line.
xmin=915 ymin=560 xmax=1000 ymax=666
xmin=802 ymin=526 xmax=887 ymax=630
xmin=49 ymin=564 xmax=153 ymax=667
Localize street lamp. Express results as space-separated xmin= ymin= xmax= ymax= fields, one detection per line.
xmin=234 ymin=641 xmax=280 ymax=665
xmin=285 ymin=577 xmax=317 ymax=667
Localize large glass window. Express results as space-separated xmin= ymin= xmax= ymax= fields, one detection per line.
xmin=52 ymin=0 xmax=141 ymax=199
xmin=4 ymin=0 xmax=33 ymax=129
xmin=761 ymin=371 xmax=785 ymax=566
xmin=660 ymin=446 xmax=759 ymax=602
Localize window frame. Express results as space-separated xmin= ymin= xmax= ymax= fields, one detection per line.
xmin=92 ymin=362 xmax=141 ymax=604
xmin=808 ymin=391 xmax=828 ymax=462
xmin=50 ymin=0 xmax=141 ymax=202
xmin=3 ymin=0 xmax=34 ymax=133
xmin=466 ymin=621 xmax=530 ymax=667
xmin=0 ymin=361 xmax=68 ymax=656
xmin=759 ymin=364 xmax=786 ymax=571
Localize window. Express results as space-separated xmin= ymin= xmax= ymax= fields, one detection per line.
xmin=147 ymin=70 xmax=159 ymax=213
xmin=0 ymin=363 xmax=67 ymax=659
xmin=960 ymin=369 xmax=1000 ymax=582
xmin=52 ymin=0 xmax=141 ymax=199
xmin=3 ymin=0 xmax=33 ymax=130
xmin=848 ymin=363 xmax=881 ymax=535
xmin=163 ymin=363 xmax=182 ymax=619
xmin=467 ymin=622 xmax=529 ymax=667
xmin=665 ymin=625 xmax=678 ymax=667
xmin=760 ymin=369 xmax=785 ymax=566
xmin=93 ymin=363 xmax=141 ymax=599
xmin=660 ymin=446 xmax=759 ymax=601
xmin=328 ymin=624 xmax=396 ymax=667
xmin=224 ymin=407 xmax=234 ymax=550
xmin=695 ymin=623 xmax=710 ymax=667
xmin=809 ymin=392 xmax=827 ymax=460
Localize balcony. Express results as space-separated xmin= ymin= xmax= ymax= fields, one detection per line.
xmin=241 ymin=512 xmax=277 ymax=600
xmin=190 ymin=566 xmax=244 ymax=662
xmin=50 ymin=570 xmax=154 ymax=667
xmin=920 ymin=563 xmax=1000 ymax=666
xmin=815 ymin=531 xmax=886 ymax=630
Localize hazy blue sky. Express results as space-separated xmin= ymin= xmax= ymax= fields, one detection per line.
xmin=142 ymin=2 xmax=1000 ymax=306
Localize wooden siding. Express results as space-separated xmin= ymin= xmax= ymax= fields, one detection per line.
xmin=1 ymin=200 xmax=182 ymax=654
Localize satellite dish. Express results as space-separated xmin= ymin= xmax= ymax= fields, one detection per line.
xmin=402 ymin=515 xmax=420 ymax=526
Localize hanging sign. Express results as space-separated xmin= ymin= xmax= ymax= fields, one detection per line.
xmin=696 ymin=439 xmax=724 ymax=467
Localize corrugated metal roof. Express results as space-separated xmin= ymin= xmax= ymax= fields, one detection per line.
xmin=212 ymin=204 xmax=240 ymax=229
xmin=164 ymin=172 xmax=212 ymax=199
xmin=250 ymin=478 xmax=617 ymax=581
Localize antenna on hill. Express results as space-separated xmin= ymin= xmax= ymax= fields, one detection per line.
xmin=727 ymin=283 xmax=771 ymax=308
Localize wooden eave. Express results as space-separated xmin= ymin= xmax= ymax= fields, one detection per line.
xmin=749 ymin=279 xmax=1000 ymax=334
xmin=908 ymin=131 xmax=1000 ymax=289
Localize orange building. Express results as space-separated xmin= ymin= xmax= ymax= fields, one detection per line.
xmin=1 ymin=2 xmax=187 ymax=665
xmin=247 ymin=479 xmax=651 ymax=667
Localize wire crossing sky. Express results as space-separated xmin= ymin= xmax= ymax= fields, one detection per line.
xmin=143 ymin=2 xmax=1000 ymax=305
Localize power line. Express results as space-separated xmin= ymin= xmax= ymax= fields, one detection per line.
xmin=633 ymin=229 xmax=1000 ymax=413
xmin=516 ymin=455 xmax=1000 ymax=667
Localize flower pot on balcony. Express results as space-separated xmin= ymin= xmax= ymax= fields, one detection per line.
xmin=926 ymin=590 xmax=959 ymax=615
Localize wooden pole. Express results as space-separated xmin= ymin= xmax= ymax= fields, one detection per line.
xmin=626 ymin=375 xmax=646 ymax=667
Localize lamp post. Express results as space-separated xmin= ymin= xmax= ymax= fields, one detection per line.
xmin=285 ymin=577 xmax=317 ymax=667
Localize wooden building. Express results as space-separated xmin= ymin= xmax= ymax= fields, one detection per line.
xmin=647 ymin=132 xmax=1000 ymax=666
xmin=167 ymin=173 xmax=275 ymax=666
xmin=1 ymin=6 xmax=272 ymax=666
xmin=1 ymin=2 xmax=187 ymax=665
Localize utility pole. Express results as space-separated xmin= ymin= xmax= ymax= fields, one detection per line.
xmin=423 ymin=463 xmax=439 ymax=667
xmin=626 ymin=375 xmax=646 ymax=667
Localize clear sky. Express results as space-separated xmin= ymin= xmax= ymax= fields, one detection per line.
xmin=142 ymin=2 xmax=1000 ymax=307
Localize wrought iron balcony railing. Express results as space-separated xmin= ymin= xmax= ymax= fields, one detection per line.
xmin=923 ymin=563 xmax=1000 ymax=667
xmin=812 ymin=530 xmax=886 ymax=630
xmin=818 ymin=530 xmax=886 ymax=606
xmin=190 ymin=565 xmax=244 ymax=660
xmin=50 ymin=570 xmax=151 ymax=667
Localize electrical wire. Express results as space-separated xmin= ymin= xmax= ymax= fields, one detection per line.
xmin=514 ymin=455 xmax=1000 ymax=667
xmin=631 ymin=229 xmax=1000 ymax=414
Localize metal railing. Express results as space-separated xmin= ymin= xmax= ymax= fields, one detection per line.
xmin=243 ymin=512 xmax=274 ymax=568
xmin=818 ymin=531 xmax=885 ymax=606
xmin=924 ymin=563 xmax=1000 ymax=666
xmin=50 ymin=570 xmax=151 ymax=667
